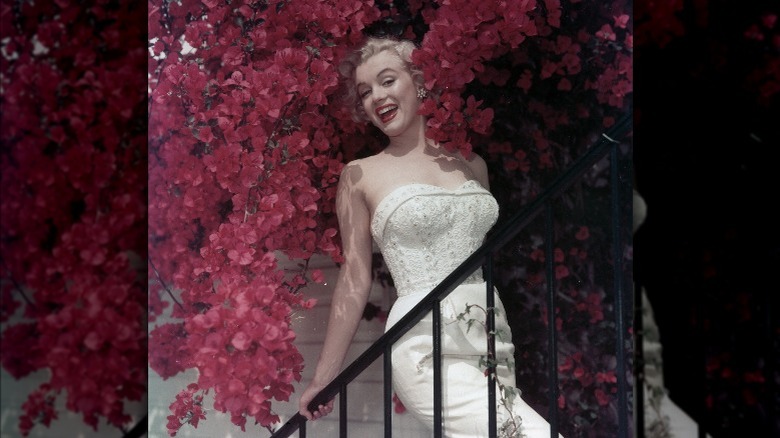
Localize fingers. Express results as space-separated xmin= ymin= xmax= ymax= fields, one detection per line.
xmin=299 ymin=401 xmax=334 ymax=421
xmin=299 ymin=397 xmax=314 ymax=420
xmin=299 ymin=407 xmax=313 ymax=421
xmin=310 ymin=402 xmax=333 ymax=420
xmin=317 ymin=401 xmax=333 ymax=418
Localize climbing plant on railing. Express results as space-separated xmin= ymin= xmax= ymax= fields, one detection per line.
xmin=458 ymin=302 xmax=524 ymax=438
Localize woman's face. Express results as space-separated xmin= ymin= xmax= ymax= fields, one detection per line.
xmin=355 ymin=50 xmax=423 ymax=138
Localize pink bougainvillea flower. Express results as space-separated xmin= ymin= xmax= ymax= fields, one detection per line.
xmin=613 ymin=14 xmax=630 ymax=29
xmin=392 ymin=393 xmax=407 ymax=414
xmin=595 ymin=388 xmax=611 ymax=406
xmin=596 ymin=24 xmax=616 ymax=41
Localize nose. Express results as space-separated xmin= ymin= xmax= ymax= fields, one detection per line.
xmin=371 ymin=85 xmax=387 ymax=103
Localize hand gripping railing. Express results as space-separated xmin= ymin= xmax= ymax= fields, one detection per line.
xmin=271 ymin=113 xmax=633 ymax=438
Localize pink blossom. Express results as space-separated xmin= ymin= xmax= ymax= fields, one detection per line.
xmin=596 ymin=24 xmax=616 ymax=41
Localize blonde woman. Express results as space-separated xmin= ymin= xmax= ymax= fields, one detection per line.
xmin=297 ymin=37 xmax=560 ymax=437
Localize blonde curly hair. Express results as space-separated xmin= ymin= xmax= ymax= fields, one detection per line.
xmin=338 ymin=37 xmax=425 ymax=122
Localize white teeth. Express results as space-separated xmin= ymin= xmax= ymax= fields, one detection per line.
xmin=378 ymin=106 xmax=397 ymax=116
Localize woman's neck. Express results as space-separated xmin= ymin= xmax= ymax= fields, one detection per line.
xmin=383 ymin=117 xmax=430 ymax=156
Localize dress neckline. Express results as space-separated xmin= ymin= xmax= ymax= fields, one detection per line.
xmin=370 ymin=180 xmax=489 ymax=239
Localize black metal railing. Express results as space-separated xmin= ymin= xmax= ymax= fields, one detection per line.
xmin=271 ymin=113 xmax=633 ymax=438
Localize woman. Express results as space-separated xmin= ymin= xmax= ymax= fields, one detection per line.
xmin=297 ymin=36 xmax=559 ymax=437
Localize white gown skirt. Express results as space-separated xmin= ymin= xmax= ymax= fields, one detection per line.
xmin=385 ymin=282 xmax=562 ymax=438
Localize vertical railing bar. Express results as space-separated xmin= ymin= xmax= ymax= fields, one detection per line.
xmin=764 ymin=290 xmax=777 ymax=437
xmin=635 ymin=280 xmax=645 ymax=438
xmin=340 ymin=385 xmax=347 ymax=438
xmin=697 ymin=298 xmax=706 ymax=438
xmin=384 ymin=345 xmax=393 ymax=438
xmin=433 ymin=300 xmax=443 ymax=438
xmin=609 ymin=143 xmax=629 ymax=437
xmin=544 ymin=202 xmax=560 ymax=438
xmin=299 ymin=419 xmax=306 ymax=438
xmin=486 ymin=255 xmax=497 ymax=437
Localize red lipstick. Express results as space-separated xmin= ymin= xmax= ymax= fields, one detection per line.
xmin=375 ymin=104 xmax=398 ymax=124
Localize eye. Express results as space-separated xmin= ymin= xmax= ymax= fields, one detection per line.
xmin=359 ymin=89 xmax=370 ymax=99
xmin=382 ymin=78 xmax=395 ymax=86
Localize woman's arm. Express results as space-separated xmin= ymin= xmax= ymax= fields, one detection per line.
xmin=298 ymin=162 xmax=374 ymax=420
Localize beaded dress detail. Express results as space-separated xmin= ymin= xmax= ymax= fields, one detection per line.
xmin=372 ymin=180 xmax=561 ymax=438
xmin=371 ymin=180 xmax=496 ymax=298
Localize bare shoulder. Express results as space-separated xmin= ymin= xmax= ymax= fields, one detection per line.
xmin=339 ymin=155 xmax=390 ymax=199
xmin=343 ymin=154 xmax=385 ymax=187
xmin=339 ymin=158 xmax=365 ymax=185
xmin=461 ymin=150 xmax=490 ymax=189
xmin=341 ymin=153 xmax=390 ymax=186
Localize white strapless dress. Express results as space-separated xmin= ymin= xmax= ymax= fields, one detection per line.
xmin=371 ymin=180 xmax=562 ymax=438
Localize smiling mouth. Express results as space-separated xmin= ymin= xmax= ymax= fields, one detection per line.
xmin=376 ymin=105 xmax=398 ymax=123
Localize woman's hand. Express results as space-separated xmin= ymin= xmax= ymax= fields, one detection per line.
xmin=298 ymin=382 xmax=334 ymax=421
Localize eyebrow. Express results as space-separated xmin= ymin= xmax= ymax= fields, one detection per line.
xmin=356 ymin=68 xmax=397 ymax=87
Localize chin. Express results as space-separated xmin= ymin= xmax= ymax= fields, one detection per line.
xmin=373 ymin=121 xmax=398 ymax=135
xmin=376 ymin=119 xmax=416 ymax=138
xmin=379 ymin=126 xmax=405 ymax=138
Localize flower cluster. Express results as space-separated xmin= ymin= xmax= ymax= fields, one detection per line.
xmin=166 ymin=383 xmax=207 ymax=436
xmin=742 ymin=13 xmax=779 ymax=106
xmin=1 ymin=0 xmax=147 ymax=436
xmin=410 ymin=0 xmax=539 ymax=156
xmin=148 ymin=0 xmax=379 ymax=434
xmin=464 ymin=1 xmax=634 ymax=434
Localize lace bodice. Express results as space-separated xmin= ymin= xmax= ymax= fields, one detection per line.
xmin=370 ymin=180 xmax=499 ymax=297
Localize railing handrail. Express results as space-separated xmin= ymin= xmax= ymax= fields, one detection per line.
xmin=271 ymin=114 xmax=633 ymax=437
